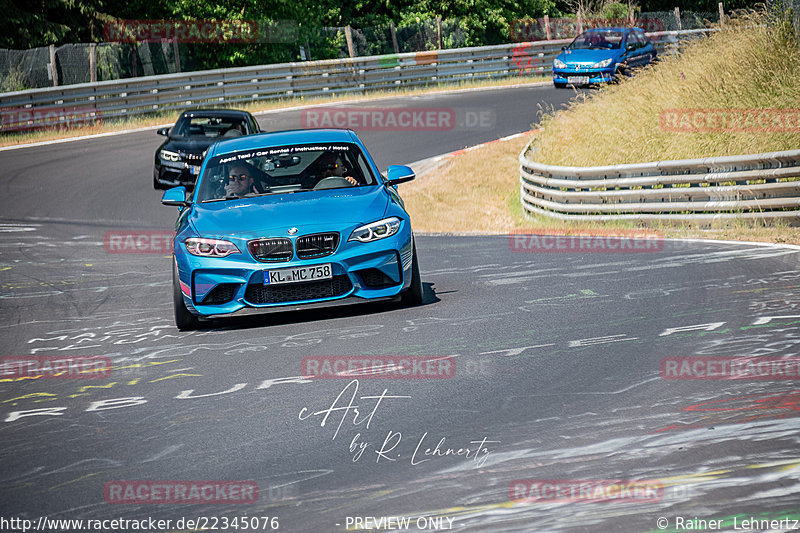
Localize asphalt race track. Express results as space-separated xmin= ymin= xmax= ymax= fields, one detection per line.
xmin=1 ymin=84 xmax=799 ymax=533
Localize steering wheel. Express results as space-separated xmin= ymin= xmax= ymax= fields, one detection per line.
xmin=313 ymin=177 xmax=355 ymax=190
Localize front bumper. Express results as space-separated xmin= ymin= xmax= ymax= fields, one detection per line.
xmin=553 ymin=67 xmax=616 ymax=85
xmin=174 ymin=230 xmax=414 ymax=318
xmin=155 ymin=160 xmax=201 ymax=188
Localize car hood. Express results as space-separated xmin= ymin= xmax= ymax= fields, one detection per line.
xmin=162 ymin=137 xmax=218 ymax=155
xmin=188 ymin=186 xmax=390 ymax=238
xmin=558 ymin=48 xmax=623 ymax=65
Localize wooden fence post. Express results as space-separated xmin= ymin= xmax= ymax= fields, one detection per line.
xmin=390 ymin=21 xmax=400 ymax=53
xmin=49 ymin=44 xmax=58 ymax=86
xmin=89 ymin=43 xmax=97 ymax=83
xmin=173 ymin=40 xmax=181 ymax=72
xmin=345 ymin=25 xmax=356 ymax=58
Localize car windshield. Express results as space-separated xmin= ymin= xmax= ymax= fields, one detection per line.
xmin=172 ymin=116 xmax=248 ymax=138
xmin=195 ymin=143 xmax=377 ymax=203
xmin=569 ymin=30 xmax=624 ymax=49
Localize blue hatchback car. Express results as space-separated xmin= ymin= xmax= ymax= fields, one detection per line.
xmin=161 ymin=129 xmax=422 ymax=330
xmin=553 ymin=27 xmax=657 ymax=87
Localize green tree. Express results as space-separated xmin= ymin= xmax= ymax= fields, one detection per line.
xmin=1 ymin=0 xmax=105 ymax=48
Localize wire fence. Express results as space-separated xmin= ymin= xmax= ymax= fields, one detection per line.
xmin=0 ymin=11 xmax=728 ymax=92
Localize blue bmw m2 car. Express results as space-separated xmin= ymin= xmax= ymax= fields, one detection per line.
xmin=553 ymin=27 xmax=657 ymax=87
xmin=161 ymin=129 xmax=422 ymax=330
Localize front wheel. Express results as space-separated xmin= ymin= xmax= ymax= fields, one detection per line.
xmin=173 ymin=260 xmax=200 ymax=330
xmin=400 ymin=243 xmax=423 ymax=306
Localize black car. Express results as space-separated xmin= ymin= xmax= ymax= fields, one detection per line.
xmin=153 ymin=109 xmax=261 ymax=189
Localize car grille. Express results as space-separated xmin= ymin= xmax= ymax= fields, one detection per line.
xmin=200 ymin=283 xmax=237 ymax=305
xmin=249 ymin=238 xmax=293 ymax=262
xmin=244 ymin=275 xmax=352 ymax=304
xmin=358 ymin=268 xmax=399 ymax=289
xmin=296 ymin=233 xmax=339 ymax=259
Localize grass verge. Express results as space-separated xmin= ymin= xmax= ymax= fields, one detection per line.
xmin=403 ymin=131 xmax=800 ymax=244
xmin=0 ymin=75 xmax=548 ymax=148
xmin=528 ymin=11 xmax=800 ymax=166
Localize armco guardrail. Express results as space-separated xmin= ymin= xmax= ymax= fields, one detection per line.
xmin=0 ymin=29 xmax=708 ymax=130
xmin=519 ymin=147 xmax=800 ymax=221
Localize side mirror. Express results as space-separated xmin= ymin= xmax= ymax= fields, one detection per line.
xmin=386 ymin=165 xmax=415 ymax=186
xmin=157 ymin=127 xmax=170 ymax=136
xmin=625 ymin=42 xmax=636 ymax=51
xmin=162 ymin=186 xmax=189 ymax=207
xmin=561 ymin=46 xmax=567 ymax=50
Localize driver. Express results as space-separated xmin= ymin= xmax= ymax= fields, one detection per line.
xmin=224 ymin=163 xmax=259 ymax=197
xmin=319 ymin=152 xmax=358 ymax=186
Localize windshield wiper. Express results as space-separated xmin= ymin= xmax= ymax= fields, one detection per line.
xmin=247 ymin=190 xmax=301 ymax=198
xmin=201 ymin=194 xmax=244 ymax=203
xmin=201 ymin=190 xmax=302 ymax=203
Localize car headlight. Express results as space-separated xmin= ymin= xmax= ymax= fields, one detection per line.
xmin=349 ymin=217 xmax=402 ymax=243
xmin=590 ymin=58 xmax=613 ymax=69
xmin=553 ymin=58 xmax=567 ymax=69
xmin=184 ymin=238 xmax=240 ymax=257
xmin=160 ymin=149 xmax=182 ymax=162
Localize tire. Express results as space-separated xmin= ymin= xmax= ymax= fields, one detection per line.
xmin=400 ymin=242 xmax=423 ymax=306
xmin=154 ymin=171 xmax=164 ymax=190
xmin=173 ymin=259 xmax=200 ymax=330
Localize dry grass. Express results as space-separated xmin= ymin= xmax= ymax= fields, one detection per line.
xmin=403 ymin=135 xmax=530 ymax=233
xmin=0 ymin=74 xmax=548 ymax=148
xmin=405 ymin=131 xmax=800 ymax=245
xmin=529 ymin=12 xmax=800 ymax=166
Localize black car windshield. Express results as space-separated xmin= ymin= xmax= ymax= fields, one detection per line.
xmin=569 ymin=30 xmax=624 ymax=49
xmin=172 ymin=116 xmax=248 ymax=138
xmin=196 ymin=143 xmax=377 ymax=202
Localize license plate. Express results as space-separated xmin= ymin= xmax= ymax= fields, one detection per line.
xmin=264 ymin=264 xmax=332 ymax=285
xmin=568 ymin=76 xmax=590 ymax=84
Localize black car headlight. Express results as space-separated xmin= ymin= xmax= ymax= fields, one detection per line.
xmin=348 ymin=217 xmax=402 ymax=243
